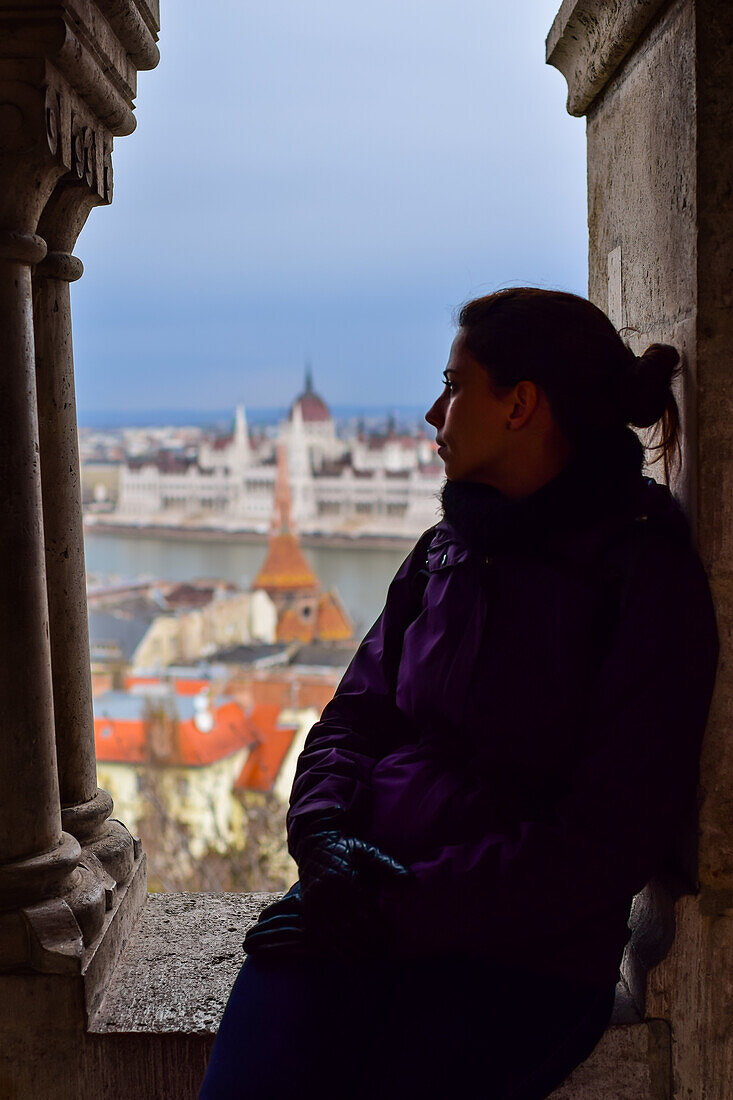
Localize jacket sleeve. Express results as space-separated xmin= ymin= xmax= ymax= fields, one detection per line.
xmin=382 ymin=531 xmax=719 ymax=954
xmin=286 ymin=528 xmax=435 ymax=852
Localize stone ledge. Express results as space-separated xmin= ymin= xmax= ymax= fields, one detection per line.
xmin=90 ymin=891 xmax=275 ymax=1034
xmin=88 ymin=891 xmax=670 ymax=1099
xmin=546 ymin=0 xmax=670 ymax=116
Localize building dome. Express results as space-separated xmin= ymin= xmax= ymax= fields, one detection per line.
xmin=289 ymin=367 xmax=331 ymax=423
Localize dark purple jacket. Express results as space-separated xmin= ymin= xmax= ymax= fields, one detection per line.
xmin=287 ymin=447 xmax=718 ymax=986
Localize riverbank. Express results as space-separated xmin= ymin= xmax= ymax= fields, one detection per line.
xmin=83 ymin=524 xmax=412 ymax=633
xmin=83 ymin=517 xmax=416 ymax=552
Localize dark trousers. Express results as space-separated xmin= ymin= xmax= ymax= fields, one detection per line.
xmin=199 ymin=951 xmax=616 ymax=1100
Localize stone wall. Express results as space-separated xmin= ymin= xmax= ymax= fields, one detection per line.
xmin=548 ymin=1 xmax=733 ymax=1095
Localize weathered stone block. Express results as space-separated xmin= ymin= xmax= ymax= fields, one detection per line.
xmin=549 ymin=1020 xmax=671 ymax=1099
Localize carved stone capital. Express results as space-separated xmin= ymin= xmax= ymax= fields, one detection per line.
xmin=0 ymin=69 xmax=111 ymax=227
xmin=38 ymin=172 xmax=108 ymax=255
xmin=1 ymin=2 xmax=161 ymax=136
xmin=0 ymin=0 xmax=161 ymax=228
xmin=96 ymin=0 xmax=160 ymax=70
xmin=546 ymin=0 xmax=669 ymax=116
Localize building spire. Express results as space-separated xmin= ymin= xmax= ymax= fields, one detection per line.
xmin=271 ymin=443 xmax=293 ymax=535
xmin=304 ymin=360 xmax=313 ymax=394
xmin=252 ymin=444 xmax=319 ymax=597
xmin=233 ymin=403 xmax=250 ymax=464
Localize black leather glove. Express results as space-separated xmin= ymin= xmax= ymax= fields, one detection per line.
xmin=243 ymin=882 xmax=308 ymax=956
xmin=296 ymin=827 xmax=411 ymax=959
xmin=287 ymin=806 xmax=344 ymax=860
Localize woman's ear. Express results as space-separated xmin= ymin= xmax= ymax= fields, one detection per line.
xmin=506 ymin=380 xmax=539 ymax=430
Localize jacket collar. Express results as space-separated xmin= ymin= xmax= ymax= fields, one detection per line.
xmin=439 ymin=428 xmax=682 ymax=558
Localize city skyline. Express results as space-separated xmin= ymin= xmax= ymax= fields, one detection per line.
xmin=72 ymin=0 xmax=586 ymax=415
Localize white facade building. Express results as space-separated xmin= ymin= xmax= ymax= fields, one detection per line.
xmin=115 ymin=376 xmax=444 ymax=537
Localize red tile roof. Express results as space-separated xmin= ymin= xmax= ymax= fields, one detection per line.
xmin=234 ymin=704 xmax=298 ymax=792
xmin=125 ymin=675 xmax=214 ymax=697
xmin=276 ymin=606 xmax=314 ymax=643
xmin=94 ymin=696 xmax=254 ymax=767
xmin=252 ymin=533 xmax=319 ymax=592
xmin=95 ymin=717 xmax=147 ymax=764
xmin=124 ymin=668 xmax=215 ymax=695
xmin=315 ymin=592 xmax=353 ymax=641
xmin=179 ymin=700 xmax=254 ymax=766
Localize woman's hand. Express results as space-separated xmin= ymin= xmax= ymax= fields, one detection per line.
xmin=243 ymin=882 xmax=308 ymax=956
xmin=297 ymin=827 xmax=412 ymax=959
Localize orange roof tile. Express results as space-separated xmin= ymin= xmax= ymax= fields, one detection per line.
xmin=315 ymin=592 xmax=353 ymax=641
xmin=252 ymin=533 xmax=319 ymax=592
xmin=276 ymin=606 xmax=314 ymax=643
xmin=169 ymin=678 xmax=212 ymax=696
xmin=125 ymin=675 xmax=216 ymax=697
xmin=95 ymin=717 xmax=147 ymax=764
xmin=177 ymin=701 xmax=254 ymax=766
xmin=235 ymin=705 xmax=298 ymax=792
xmin=94 ymin=697 xmax=254 ymax=767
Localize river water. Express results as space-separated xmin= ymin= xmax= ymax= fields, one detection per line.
xmin=84 ymin=530 xmax=413 ymax=635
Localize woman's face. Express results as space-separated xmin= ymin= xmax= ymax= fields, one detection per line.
xmin=425 ymin=331 xmax=516 ymax=484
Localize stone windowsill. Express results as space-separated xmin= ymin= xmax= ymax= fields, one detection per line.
xmin=90 ymin=892 xmax=670 ymax=1098
xmin=90 ymin=891 xmax=275 ymax=1035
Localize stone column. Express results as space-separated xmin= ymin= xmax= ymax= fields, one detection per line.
xmin=0 ymin=0 xmax=159 ymax=988
xmin=0 ymin=226 xmax=81 ymax=912
xmin=32 ymin=182 xmax=134 ymax=888
xmin=34 ymin=239 xmax=100 ymax=816
xmin=0 ymin=91 xmax=124 ymax=976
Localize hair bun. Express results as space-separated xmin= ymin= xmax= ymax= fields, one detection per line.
xmin=623 ymin=342 xmax=680 ymax=428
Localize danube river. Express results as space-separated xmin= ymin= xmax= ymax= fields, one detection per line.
xmin=84 ymin=529 xmax=413 ymax=634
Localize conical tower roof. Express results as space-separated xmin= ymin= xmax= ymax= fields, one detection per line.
xmin=316 ymin=591 xmax=353 ymax=640
xmin=252 ymin=446 xmax=319 ymax=592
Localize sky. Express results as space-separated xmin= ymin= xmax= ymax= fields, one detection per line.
xmin=72 ymin=0 xmax=587 ymax=418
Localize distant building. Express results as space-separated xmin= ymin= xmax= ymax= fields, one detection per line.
xmin=93 ymin=675 xmax=316 ymax=892
xmin=234 ymin=702 xmax=316 ymax=805
xmin=88 ymin=580 xmax=277 ymax=683
xmin=112 ymin=372 xmax=443 ymax=536
xmin=94 ymin=688 xmax=253 ymax=861
xmin=251 ymin=446 xmax=354 ymax=644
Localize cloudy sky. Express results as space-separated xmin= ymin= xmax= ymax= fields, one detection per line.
xmin=72 ymin=0 xmax=587 ymax=417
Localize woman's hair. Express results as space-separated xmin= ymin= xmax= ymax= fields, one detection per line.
xmin=457 ymin=287 xmax=681 ymax=479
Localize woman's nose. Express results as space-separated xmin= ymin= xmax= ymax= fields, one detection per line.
xmin=425 ymin=397 xmax=442 ymax=428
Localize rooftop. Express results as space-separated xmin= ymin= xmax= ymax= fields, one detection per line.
xmin=288 ymin=368 xmax=331 ymax=423
xmin=252 ymin=533 xmax=319 ymax=592
xmin=93 ymin=693 xmax=252 ymax=766
xmin=234 ymin=704 xmax=298 ymax=792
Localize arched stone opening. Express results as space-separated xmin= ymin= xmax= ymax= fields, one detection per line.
xmin=1 ymin=1 xmax=731 ymax=1096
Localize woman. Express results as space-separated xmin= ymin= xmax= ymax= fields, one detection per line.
xmin=200 ymin=288 xmax=718 ymax=1099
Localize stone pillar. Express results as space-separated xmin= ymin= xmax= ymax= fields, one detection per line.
xmin=0 ymin=225 xmax=82 ymax=912
xmin=33 ymin=183 xmax=136 ymax=888
xmin=0 ymin=71 xmax=91 ymax=970
xmin=0 ymin=0 xmax=158 ymax=993
xmin=547 ymin=1 xmax=733 ymax=1094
